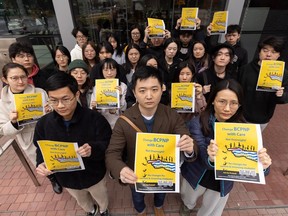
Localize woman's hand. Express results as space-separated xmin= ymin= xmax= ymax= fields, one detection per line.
xmin=164 ymin=29 xmax=171 ymax=38
xmin=207 ymin=139 xmax=218 ymax=162
xmin=178 ymin=135 xmax=194 ymax=155
xmin=44 ymin=103 xmax=53 ymax=113
xmin=258 ymin=148 xmax=272 ymax=169
xmin=115 ymin=86 xmax=122 ymax=96
xmin=194 ymin=83 xmax=203 ymax=99
xmin=91 ymin=100 xmax=97 ymax=109
xmin=175 ymin=17 xmax=182 ymax=29
xmin=9 ymin=110 xmax=18 ymax=124
xmin=207 ymin=23 xmax=213 ymax=36
xmin=203 ymin=84 xmax=211 ymax=94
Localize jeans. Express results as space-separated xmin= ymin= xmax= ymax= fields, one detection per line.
xmin=130 ymin=187 xmax=166 ymax=213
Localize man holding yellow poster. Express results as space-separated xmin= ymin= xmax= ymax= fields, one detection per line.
xmin=238 ymin=36 xmax=288 ymax=131
xmin=34 ymin=73 xmax=112 ymax=216
xmin=210 ymin=11 xmax=228 ymax=35
xmin=106 ymin=66 xmax=197 ymax=216
xmin=135 ymin=133 xmax=180 ymax=193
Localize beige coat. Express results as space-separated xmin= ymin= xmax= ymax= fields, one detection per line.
xmin=0 ymin=84 xmax=48 ymax=166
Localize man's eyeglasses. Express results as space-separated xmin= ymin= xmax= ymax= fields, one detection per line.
xmin=48 ymin=96 xmax=75 ymax=106
xmin=9 ymin=75 xmax=28 ymax=82
xmin=76 ymin=35 xmax=87 ymax=39
xmin=215 ymin=99 xmax=240 ymax=109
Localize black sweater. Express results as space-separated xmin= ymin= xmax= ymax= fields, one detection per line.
xmin=34 ymin=104 xmax=112 ymax=189
xmin=238 ymin=60 xmax=288 ymax=123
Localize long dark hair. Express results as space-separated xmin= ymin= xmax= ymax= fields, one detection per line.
xmin=188 ymin=41 xmax=210 ymax=73
xmin=124 ymin=43 xmax=142 ymax=74
xmin=173 ymin=61 xmax=196 ymax=82
xmin=200 ymin=79 xmax=245 ymax=136
xmin=106 ymin=33 xmax=124 ymax=57
xmin=52 ymin=45 xmax=71 ymax=68
xmin=99 ymin=58 xmax=121 ymax=79
xmin=82 ymin=41 xmax=99 ymax=71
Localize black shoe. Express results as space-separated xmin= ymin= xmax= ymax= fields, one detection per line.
xmin=86 ymin=204 xmax=98 ymax=216
xmin=100 ymin=209 xmax=110 ymax=216
xmin=48 ymin=175 xmax=63 ymax=194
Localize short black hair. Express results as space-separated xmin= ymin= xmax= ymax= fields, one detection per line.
xmin=46 ymin=72 xmax=78 ymax=95
xmin=258 ymin=36 xmax=285 ymax=53
xmin=179 ymin=30 xmax=194 ymax=36
xmin=227 ymin=25 xmax=241 ymax=34
xmin=8 ymin=42 xmax=35 ymax=59
xmin=131 ymin=66 xmax=163 ymax=90
xmin=71 ymin=26 xmax=89 ymax=38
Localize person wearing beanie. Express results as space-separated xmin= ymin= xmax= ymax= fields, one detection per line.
xmin=195 ymin=43 xmax=235 ymax=101
xmin=68 ymin=59 xmax=92 ymax=108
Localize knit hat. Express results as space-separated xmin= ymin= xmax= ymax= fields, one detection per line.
xmin=68 ymin=59 xmax=88 ymax=73
xmin=211 ymin=43 xmax=235 ymax=57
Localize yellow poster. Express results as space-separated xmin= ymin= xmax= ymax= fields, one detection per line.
xmin=95 ymin=79 xmax=119 ymax=109
xmin=14 ymin=93 xmax=45 ymax=126
xmin=256 ymin=60 xmax=285 ymax=92
xmin=211 ymin=11 xmax=228 ymax=35
xmin=134 ymin=133 xmax=180 ymax=193
xmin=37 ymin=140 xmax=85 ymax=172
xmin=171 ymin=83 xmax=195 ymax=113
xmin=214 ymin=123 xmax=265 ymax=184
xmin=180 ymin=8 xmax=199 ymax=30
xmin=148 ymin=18 xmax=165 ymax=38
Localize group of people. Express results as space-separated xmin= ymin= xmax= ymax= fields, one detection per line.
xmin=0 ymin=16 xmax=287 ymax=216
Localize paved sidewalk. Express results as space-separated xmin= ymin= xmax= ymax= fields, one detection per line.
xmin=0 ymin=104 xmax=288 ymax=216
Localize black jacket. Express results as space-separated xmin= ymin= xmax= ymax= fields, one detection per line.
xmin=196 ymin=66 xmax=234 ymax=101
xmin=238 ymin=59 xmax=288 ymax=123
xmin=34 ymin=104 xmax=112 ymax=189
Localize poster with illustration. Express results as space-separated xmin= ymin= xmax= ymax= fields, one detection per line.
xmin=147 ymin=18 xmax=165 ymax=38
xmin=256 ymin=60 xmax=285 ymax=92
xmin=214 ymin=122 xmax=265 ymax=184
xmin=37 ymin=140 xmax=85 ymax=172
xmin=171 ymin=83 xmax=195 ymax=113
xmin=211 ymin=11 xmax=228 ymax=34
xmin=14 ymin=92 xmax=45 ymax=126
xmin=180 ymin=8 xmax=198 ymax=30
xmin=135 ymin=133 xmax=180 ymax=193
xmin=95 ymin=79 xmax=119 ymax=109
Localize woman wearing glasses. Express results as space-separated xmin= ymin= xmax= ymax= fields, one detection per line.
xmin=179 ymin=79 xmax=272 ymax=216
xmin=0 ymin=62 xmax=49 ymax=166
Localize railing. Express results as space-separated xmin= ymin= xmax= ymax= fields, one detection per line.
xmin=0 ymin=136 xmax=40 ymax=186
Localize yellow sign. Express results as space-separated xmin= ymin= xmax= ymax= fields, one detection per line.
xmin=148 ymin=18 xmax=165 ymax=38
xmin=214 ymin=122 xmax=265 ymax=184
xmin=37 ymin=140 xmax=85 ymax=172
xmin=211 ymin=11 xmax=228 ymax=34
xmin=134 ymin=133 xmax=180 ymax=193
xmin=181 ymin=8 xmax=198 ymax=30
xmin=95 ymin=79 xmax=119 ymax=109
xmin=14 ymin=93 xmax=45 ymax=126
xmin=171 ymin=83 xmax=195 ymax=113
xmin=256 ymin=60 xmax=285 ymax=91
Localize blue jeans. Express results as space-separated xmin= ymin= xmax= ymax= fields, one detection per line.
xmin=130 ymin=187 xmax=166 ymax=213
